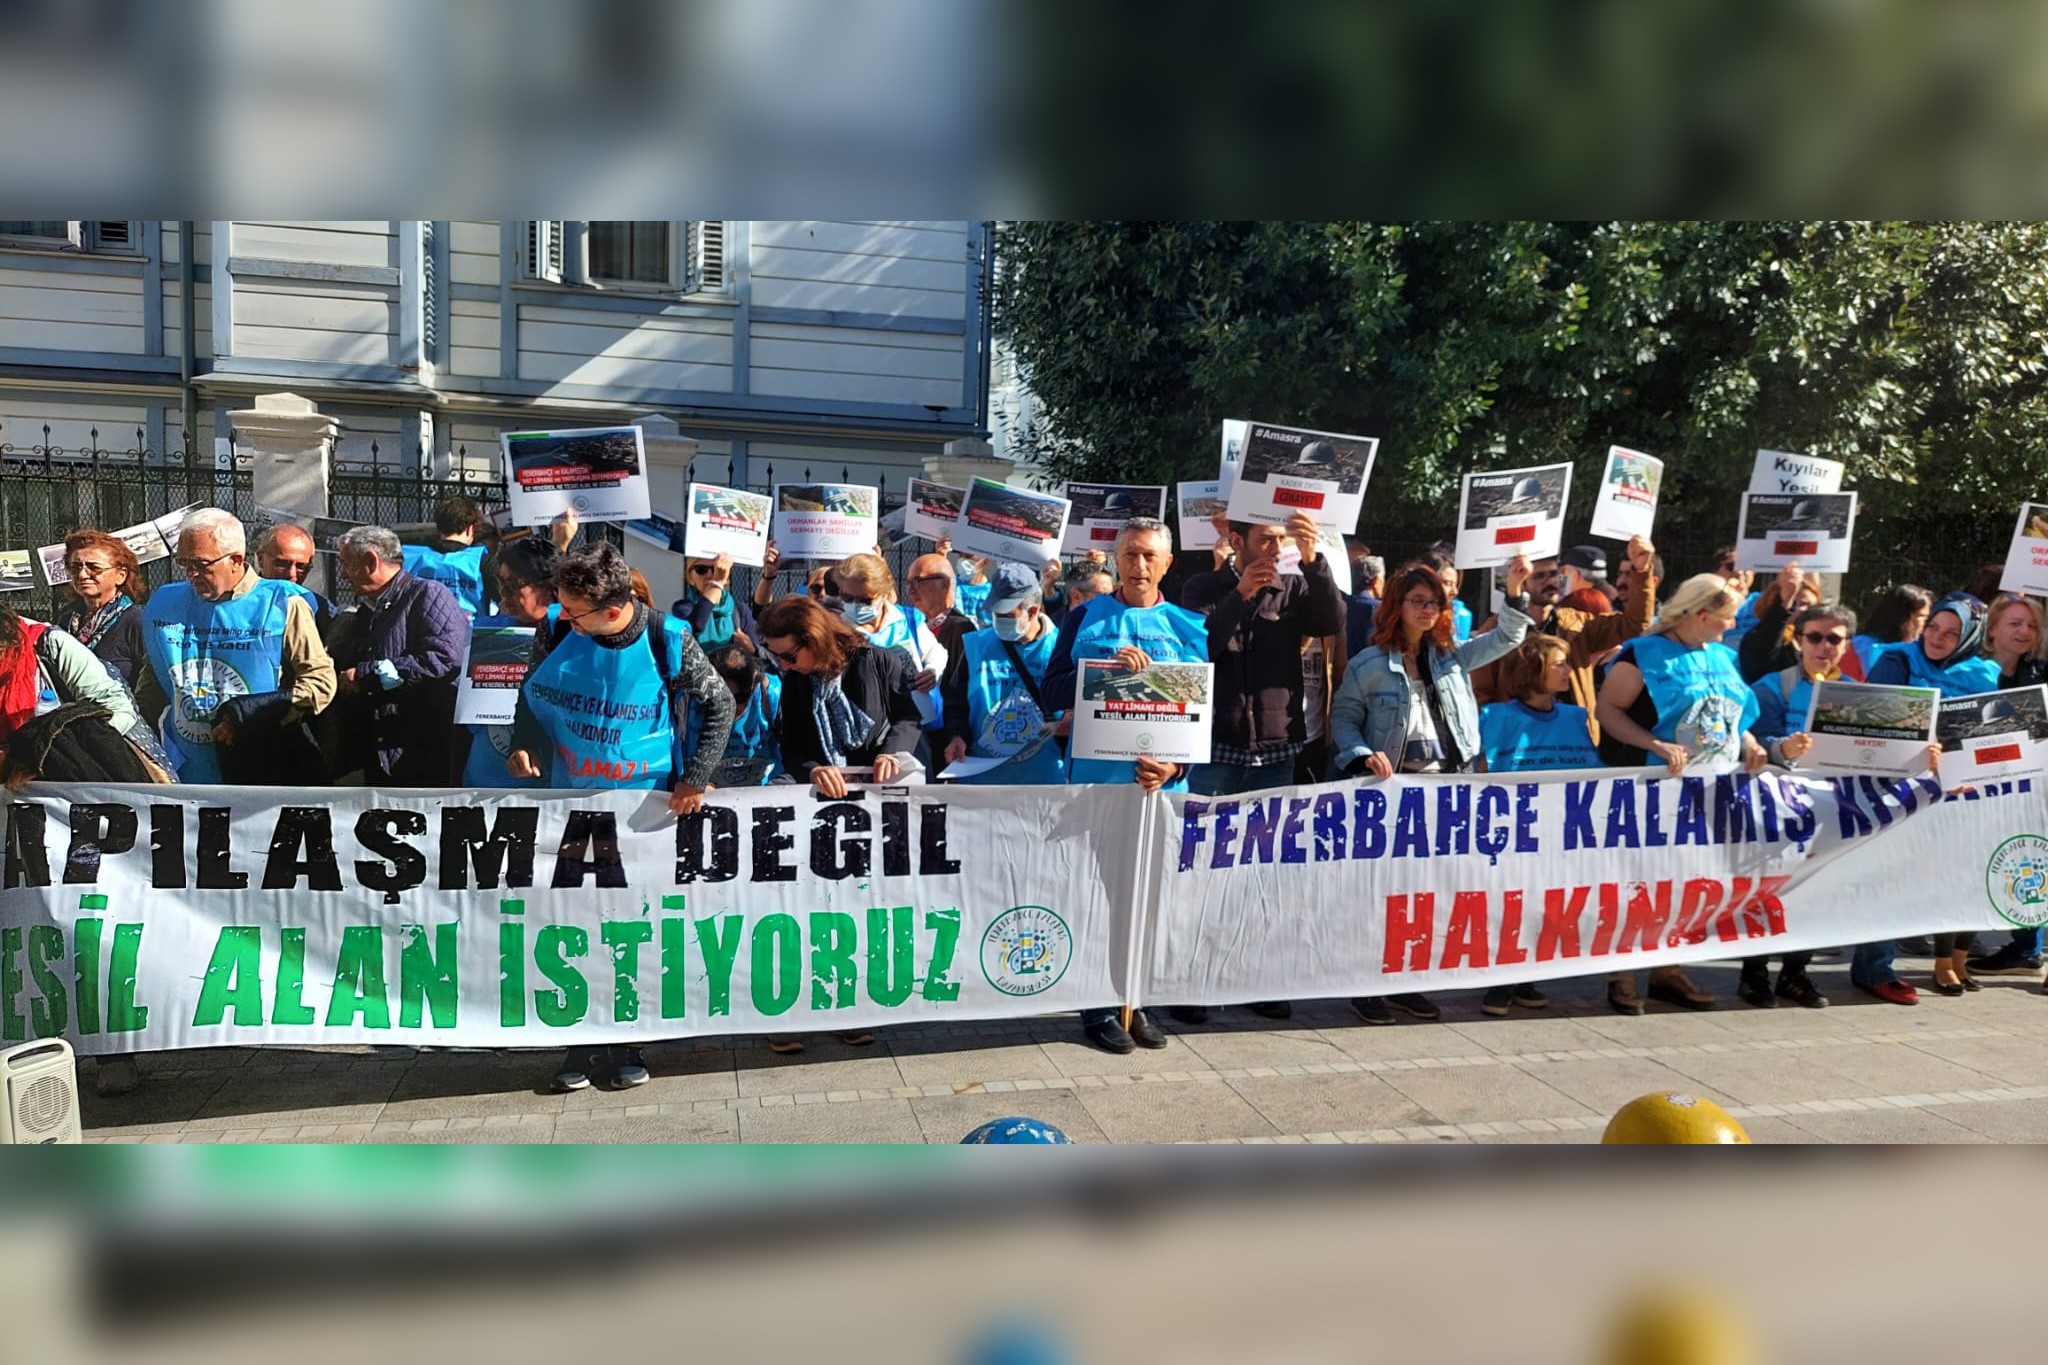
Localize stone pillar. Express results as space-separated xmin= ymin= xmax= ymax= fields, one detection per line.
xmin=230 ymin=391 xmax=339 ymax=594
xmin=623 ymin=413 xmax=700 ymax=609
xmin=920 ymin=434 xmax=1014 ymax=491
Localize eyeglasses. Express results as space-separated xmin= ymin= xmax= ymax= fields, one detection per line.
xmin=768 ymin=643 xmax=803 ymax=666
xmin=64 ymin=560 xmax=116 ymax=578
xmin=176 ymin=551 xmax=239 ymax=575
xmin=688 ymin=563 xmax=719 ymax=576
xmin=1403 ymin=595 xmax=1445 ymax=612
xmin=1802 ymin=631 xmax=1847 ymax=646
xmin=907 ymin=574 xmax=950 ymax=589
xmin=560 ymin=602 xmax=616 ymax=627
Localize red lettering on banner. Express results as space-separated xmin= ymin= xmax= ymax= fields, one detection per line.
xmin=1382 ymin=892 xmax=1434 ymax=973
xmin=1775 ymin=539 xmax=1819 ymax=555
xmin=1538 ymin=886 xmax=1587 ymax=962
xmin=1676 ymin=879 xmax=1725 ymax=946
xmin=1748 ymin=875 xmax=1791 ymax=936
xmin=1589 ymin=883 xmax=1622 ymax=956
xmin=1977 ymin=743 xmax=2024 ymax=765
xmin=1493 ymin=524 xmax=1537 ymax=545
xmin=1620 ymin=881 xmax=1673 ymax=952
xmin=1273 ymin=487 xmax=1326 ymax=510
xmin=1496 ymin=890 xmax=1528 ymax=966
xmin=1440 ymin=890 xmax=1491 ymax=970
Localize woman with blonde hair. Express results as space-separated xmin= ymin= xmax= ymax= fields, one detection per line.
xmin=1595 ymin=572 xmax=1767 ymax=1015
xmin=834 ymin=550 xmax=948 ymax=724
xmin=1970 ymin=594 xmax=2048 ymax=978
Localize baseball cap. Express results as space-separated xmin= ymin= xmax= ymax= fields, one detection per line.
xmin=1559 ymin=545 xmax=1607 ymax=576
xmin=987 ymin=562 xmax=1042 ymax=614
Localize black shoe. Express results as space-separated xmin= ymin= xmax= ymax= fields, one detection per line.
xmin=1961 ymin=975 xmax=1982 ymax=993
xmin=1896 ymin=936 xmax=1933 ymax=956
xmin=1083 ymin=1014 xmax=1135 ymax=1054
xmin=1481 ymin=986 xmax=1513 ymax=1017
xmin=1967 ymin=943 xmax=2044 ymax=976
xmin=1776 ymin=974 xmax=1829 ymax=1009
xmin=1351 ymin=996 xmax=1396 ymax=1025
xmin=1389 ymin=992 xmax=1441 ymax=1021
xmin=1247 ymin=1000 xmax=1292 ymax=1020
xmin=1511 ymin=983 xmax=1549 ymax=1010
xmin=1128 ymin=1009 xmax=1168 ymax=1049
xmin=1737 ymin=974 xmax=1776 ymax=1009
xmin=1168 ymin=1005 xmax=1212 ymax=1025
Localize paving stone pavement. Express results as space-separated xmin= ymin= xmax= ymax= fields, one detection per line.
xmin=76 ymin=958 xmax=2048 ymax=1143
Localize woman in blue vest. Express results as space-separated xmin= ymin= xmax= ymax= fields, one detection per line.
xmin=1856 ymin=595 xmax=1999 ymax=1003
xmin=1474 ymin=633 xmax=1593 ymax=1020
xmin=1852 ymin=583 xmax=1934 ymax=677
xmin=703 ymin=639 xmax=783 ymax=787
xmin=1968 ymin=596 xmax=2048 ymax=977
xmin=941 ymin=562 xmax=1067 ymax=785
xmin=507 ymin=541 xmax=737 ymax=1095
xmin=1595 ymin=573 xmax=1767 ymax=1016
xmin=1737 ymin=601 xmax=1857 ymax=1011
xmin=1331 ymin=554 xmax=1533 ymax=1028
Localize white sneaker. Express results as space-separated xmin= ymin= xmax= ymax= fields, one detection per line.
xmin=95 ymin=1057 xmax=139 ymax=1097
xmin=611 ymin=1048 xmax=650 ymax=1087
xmin=553 ymin=1066 xmax=591 ymax=1092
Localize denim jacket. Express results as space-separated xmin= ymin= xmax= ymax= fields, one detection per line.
xmin=1329 ymin=602 xmax=1532 ymax=774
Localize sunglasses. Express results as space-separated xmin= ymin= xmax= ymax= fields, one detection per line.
xmin=64 ymin=560 xmax=116 ymax=577
xmin=768 ymin=643 xmax=803 ymax=666
xmin=689 ymin=563 xmax=724 ymax=576
xmin=907 ymin=574 xmax=950 ymax=589
xmin=175 ymin=551 xmax=239 ymax=575
xmin=1802 ymin=631 xmax=1847 ymax=645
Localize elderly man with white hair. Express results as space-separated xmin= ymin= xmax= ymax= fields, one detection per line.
xmin=140 ymin=507 xmax=335 ymax=783
xmin=326 ymin=525 xmax=468 ymax=786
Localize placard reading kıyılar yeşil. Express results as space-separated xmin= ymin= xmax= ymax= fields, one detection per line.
xmin=1937 ymin=685 xmax=2048 ymax=785
xmin=1071 ymin=659 xmax=1214 ymax=765
xmin=453 ymin=625 xmax=536 ymax=727
xmin=1453 ymin=462 xmax=1571 ymax=570
xmin=502 ymin=426 xmax=652 ymax=527
xmin=1801 ymin=679 xmax=1938 ymax=777
xmin=1734 ymin=491 xmax=1858 ymax=573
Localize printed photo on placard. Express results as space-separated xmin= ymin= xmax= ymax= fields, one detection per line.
xmin=623 ymin=510 xmax=689 ymax=555
xmin=1217 ymin=418 xmax=1249 ymax=498
xmin=1177 ymin=480 xmax=1227 ymax=552
xmin=1452 ymin=462 xmax=1571 ymax=570
xmin=111 ymin=517 xmax=171 ymax=566
xmin=309 ymin=516 xmax=365 ymax=556
xmin=1749 ymin=449 xmax=1844 ymax=495
xmin=1072 ymin=659 xmax=1214 ymax=765
xmin=454 ymin=624 xmax=536 ymax=727
xmin=501 ymin=425 xmax=652 ymax=527
xmin=1734 ymin=491 xmax=1857 ymax=573
xmin=1060 ymin=482 xmax=1166 ymax=554
xmin=771 ymin=483 xmax=879 ymax=560
xmin=1588 ymin=445 xmax=1662 ymax=542
xmin=684 ymin=483 xmax=772 ymax=566
xmin=951 ymin=478 xmax=1070 ymax=566
xmin=149 ymin=501 xmax=203 ymax=552
xmin=902 ymin=478 xmax=966 ymax=542
xmin=1802 ymin=679 xmax=1938 ymax=777
xmin=35 ymin=542 xmax=69 ymax=587
xmin=1936 ymin=685 xmax=2048 ymax=785
xmin=0 ymin=550 xmax=33 ymax=593
xmin=1999 ymin=503 xmax=2048 ymax=598
xmin=1223 ymin=421 xmax=1378 ymax=529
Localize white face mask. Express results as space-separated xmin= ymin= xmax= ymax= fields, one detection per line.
xmin=841 ymin=600 xmax=880 ymax=627
xmin=993 ymin=611 xmax=1031 ymax=641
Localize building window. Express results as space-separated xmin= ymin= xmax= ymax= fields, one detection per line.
xmin=523 ymin=221 xmax=726 ymax=293
xmin=0 ymin=221 xmax=134 ymax=252
xmin=589 ymin=221 xmax=672 ymax=286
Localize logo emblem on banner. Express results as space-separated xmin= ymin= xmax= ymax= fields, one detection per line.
xmin=980 ymin=905 xmax=1073 ymax=997
xmin=1986 ymin=835 xmax=2048 ymax=926
xmin=170 ymin=657 xmax=249 ymax=743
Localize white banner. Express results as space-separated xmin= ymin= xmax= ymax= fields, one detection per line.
xmin=0 ymin=784 xmax=1139 ymax=1054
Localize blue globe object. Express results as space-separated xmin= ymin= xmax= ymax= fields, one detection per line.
xmin=961 ymin=1115 xmax=1073 ymax=1144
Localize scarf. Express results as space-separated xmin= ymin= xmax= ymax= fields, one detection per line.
xmin=0 ymin=618 xmax=50 ymax=742
xmin=689 ymin=587 xmax=737 ymax=649
xmin=809 ymin=670 xmax=874 ymax=768
xmin=1926 ymin=599 xmax=1988 ymax=668
xmin=62 ymin=594 xmax=133 ymax=649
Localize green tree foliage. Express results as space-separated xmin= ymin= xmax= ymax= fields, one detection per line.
xmin=995 ymin=221 xmax=2048 ymax=583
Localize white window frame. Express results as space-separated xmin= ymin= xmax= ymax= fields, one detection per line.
xmin=523 ymin=220 xmax=727 ymax=296
xmin=0 ymin=221 xmax=137 ymax=254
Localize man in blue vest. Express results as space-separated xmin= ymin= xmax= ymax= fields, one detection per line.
xmin=255 ymin=521 xmax=336 ymax=634
xmin=142 ymin=508 xmax=336 ymax=784
xmin=1043 ymin=516 xmax=1205 ymax=1054
xmin=456 ymin=535 xmax=558 ymax=788
xmin=941 ymin=562 xmax=1066 ymax=785
xmin=401 ymin=496 xmax=490 ymax=616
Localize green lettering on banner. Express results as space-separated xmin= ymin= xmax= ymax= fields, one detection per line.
xmin=326 ymin=925 xmax=392 ymax=1029
xmin=72 ymin=912 xmax=102 ymax=1035
xmin=26 ymin=926 xmax=66 ymax=1037
xmin=751 ymin=913 xmax=800 ymax=1016
xmin=921 ymin=907 xmax=961 ymax=1002
xmin=193 ymin=926 xmax=264 ymax=1027
xmin=273 ymin=928 xmax=317 ymax=1025
xmin=809 ymin=912 xmax=857 ymax=1010
xmin=659 ymin=896 xmax=687 ymax=1019
xmin=499 ymin=900 xmax=526 ymax=1027
xmin=106 ymin=923 xmax=148 ymax=1033
xmin=533 ymin=926 xmax=589 ymax=1027
xmin=602 ymin=920 xmax=653 ymax=1022
xmin=398 ymin=924 xmax=458 ymax=1029
xmin=866 ymin=905 xmax=913 ymax=1007
xmin=696 ymin=915 xmax=741 ymax=1017
xmin=2 ymin=926 xmax=24 ymax=1041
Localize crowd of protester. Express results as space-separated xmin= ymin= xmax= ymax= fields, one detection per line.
xmin=7 ymin=492 xmax=2044 ymax=1094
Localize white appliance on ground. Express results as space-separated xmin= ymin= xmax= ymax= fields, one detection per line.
xmin=0 ymin=1039 xmax=82 ymax=1144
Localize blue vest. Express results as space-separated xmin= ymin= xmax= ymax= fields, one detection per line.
xmin=1851 ymin=634 xmax=1886 ymax=675
xmin=689 ymin=673 xmax=781 ymax=788
xmin=462 ymin=724 xmax=541 ymax=788
xmin=1751 ymin=666 xmax=1824 ymax=743
xmin=1479 ymin=700 xmax=1600 ymax=772
xmin=870 ymin=603 xmax=945 ymax=729
xmin=402 ymin=543 xmax=488 ymax=616
xmin=141 ymin=577 xmax=308 ymax=782
xmin=523 ymin=617 xmax=688 ymax=789
xmin=1063 ymin=594 xmax=1208 ymax=787
xmin=954 ymin=578 xmax=992 ymax=626
xmin=957 ymin=626 xmax=1066 ymax=785
xmin=1890 ymin=641 xmax=2001 ymax=699
xmin=1627 ymin=633 xmax=1759 ymax=766
xmin=1723 ymin=591 xmax=1763 ymax=656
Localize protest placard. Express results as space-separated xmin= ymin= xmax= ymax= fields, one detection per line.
xmin=952 ymin=478 xmax=1070 ymax=566
xmin=501 ymin=425 xmax=652 ymax=527
xmin=35 ymin=542 xmax=68 ymax=587
xmin=1061 ymin=482 xmax=1166 ymax=554
xmin=771 ymin=483 xmax=879 ymax=560
xmin=0 ymin=550 xmax=33 ymax=593
xmin=1750 ymin=449 xmax=1843 ymax=495
xmin=622 ymin=510 xmax=688 ymax=555
xmin=1177 ymin=480 xmax=1227 ymax=552
xmin=902 ymin=478 xmax=966 ymax=542
xmin=1802 ymin=679 xmax=1939 ymax=777
xmin=110 ymin=517 xmax=170 ymax=566
xmin=1453 ymin=462 xmax=1571 ymax=570
xmin=1217 ymin=419 xmax=1249 ymax=498
xmin=453 ymin=624 xmax=535 ymax=726
xmin=1588 ymin=446 xmax=1662 ymax=542
xmin=1735 ymin=491 xmax=1858 ymax=573
xmin=1071 ymin=659 xmax=1214 ymax=765
xmin=1223 ymin=421 xmax=1378 ymax=529
xmin=683 ymin=483 xmax=771 ymax=566
xmin=1937 ymin=685 xmax=2048 ymax=786
xmin=1999 ymin=503 xmax=2048 ymax=597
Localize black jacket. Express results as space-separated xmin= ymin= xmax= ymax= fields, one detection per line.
xmin=778 ymin=643 xmax=927 ymax=780
xmin=1181 ymin=555 xmax=1345 ymax=754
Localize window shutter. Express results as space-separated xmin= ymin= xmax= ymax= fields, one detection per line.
xmin=420 ymin=220 xmax=440 ymax=361
xmin=91 ymin=221 xmax=132 ymax=250
xmin=526 ymin=220 xmax=563 ymax=283
xmin=689 ymin=220 xmax=726 ymax=292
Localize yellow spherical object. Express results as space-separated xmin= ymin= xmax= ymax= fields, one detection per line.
xmin=1601 ymin=1091 xmax=1751 ymax=1145
xmin=1605 ymin=1288 xmax=1759 ymax=1365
